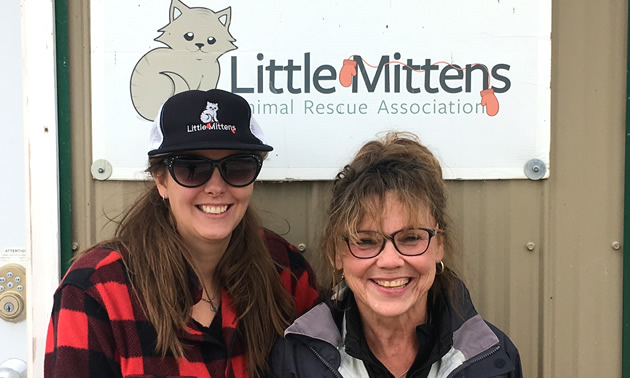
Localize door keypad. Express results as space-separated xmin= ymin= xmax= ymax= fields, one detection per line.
xmin=0 ymin=264 xmax=26 ymax=322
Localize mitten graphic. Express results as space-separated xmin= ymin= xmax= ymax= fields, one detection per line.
xmin=480 ymin=88 xmax=499 ymax=116
xmin=339 ymin=59 xmax=357 ymax=87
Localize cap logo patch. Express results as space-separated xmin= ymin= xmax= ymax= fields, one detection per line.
xmin=201 ymin=102 xmax=219 ymax=123
xmin=186 ymin=101 xmax=237 ymax=134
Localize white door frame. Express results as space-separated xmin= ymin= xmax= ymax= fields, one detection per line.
xmin=22 ymin=1 xmax=61 ymax=376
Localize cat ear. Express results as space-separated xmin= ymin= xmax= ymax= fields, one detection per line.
xmin=169 ymin=0 xmax=190 ymax=22
xmin=215 ymin=7 xmax=232 ymax=29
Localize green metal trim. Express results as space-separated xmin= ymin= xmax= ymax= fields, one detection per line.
xmin=55 ymin=0 xmax=72 ymax=276
xmin=623 ymin=3 xmax=630 ymax=376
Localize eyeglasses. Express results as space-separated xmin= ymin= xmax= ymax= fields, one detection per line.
xmin=163 ymin=154 xmax=263 ymax=188
xmin=343 ymin=228 xmax=437 ymax=259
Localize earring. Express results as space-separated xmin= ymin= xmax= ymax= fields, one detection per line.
xmin=436 ymin=261 xmax=445 ymax=275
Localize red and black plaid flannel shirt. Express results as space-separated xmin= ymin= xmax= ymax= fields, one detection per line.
xmin=44 ymin=230 xmax=320 ymax=377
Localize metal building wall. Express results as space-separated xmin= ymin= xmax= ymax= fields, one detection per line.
xmin=65 ymin=0 xmax=627 ymax=376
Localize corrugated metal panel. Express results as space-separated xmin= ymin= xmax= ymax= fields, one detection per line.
xmin=65 ymin=0 xmax=626 ymax=376
xmin=545 ymin=0 xmax=626 ymax=376
xmin=448 ymin=181 xmax=543 ymax=377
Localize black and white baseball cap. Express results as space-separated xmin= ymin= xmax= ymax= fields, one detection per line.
xmin=148 ymin=89 xmax=273 ymax=156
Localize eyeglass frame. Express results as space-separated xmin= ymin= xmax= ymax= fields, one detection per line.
xmin=162 ymin=154 xmax=263 ymax=188
xmin=342 ymin=227 xmax=438 ymax=259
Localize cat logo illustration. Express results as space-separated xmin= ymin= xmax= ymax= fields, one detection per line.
xmin=200 ymin=102 xmax=219 ymax=124
xmin=130 ymin=0 xmax=237 ymax=121
xmin=193 ymin=102 xmax=236 ymax=134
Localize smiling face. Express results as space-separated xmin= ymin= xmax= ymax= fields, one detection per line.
xmin=154 ymin=149 xmax=254 ymax=257
xmin=336 ymin=192 xmax=444 ymax=324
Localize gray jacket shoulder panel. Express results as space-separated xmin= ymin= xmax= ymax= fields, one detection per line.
xmin=452 ymin=314 xmax=500 ymax=360
xmin=284 ymin=302 xmax=342 ymax=347
xmin=449 ymin=321 xmax=522 ymax=378
xmin=271 ymin=302 xmax=343 ymax=378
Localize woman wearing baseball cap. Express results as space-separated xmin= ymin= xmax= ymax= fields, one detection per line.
xmin=44 ymin=89 xmax=320 ymax=377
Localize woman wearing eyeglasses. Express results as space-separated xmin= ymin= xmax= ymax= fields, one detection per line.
xmin=270 ymin=132 xmax=522 ymax=377
xmin=44 ymin=89 xmax=319 ymax=378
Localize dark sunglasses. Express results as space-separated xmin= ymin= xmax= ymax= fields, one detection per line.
xmin=163 ymin=154 xmax=263 ymax=188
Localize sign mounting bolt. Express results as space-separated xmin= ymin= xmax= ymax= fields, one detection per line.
xmin=524 ymin=159 xmax=547 ymax=180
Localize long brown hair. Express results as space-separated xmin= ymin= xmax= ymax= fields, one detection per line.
xmin=321 ymin=131 xmax=460 ymax=302
xmin=76 ymin=157 xmax=294 ymax=377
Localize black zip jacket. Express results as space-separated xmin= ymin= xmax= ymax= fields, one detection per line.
xmin=270 ymin=279 xmax=523 ymax=377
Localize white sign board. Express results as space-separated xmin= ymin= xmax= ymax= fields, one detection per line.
xmin=91 ymin=0 xmax=551 ymax=180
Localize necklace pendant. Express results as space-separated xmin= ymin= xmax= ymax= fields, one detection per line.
xmin=201 ymin=297 xmax=219 ymax=312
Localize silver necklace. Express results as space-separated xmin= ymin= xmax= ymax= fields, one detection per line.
xmin=200 ymin=297 xmax=219 ymax=312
